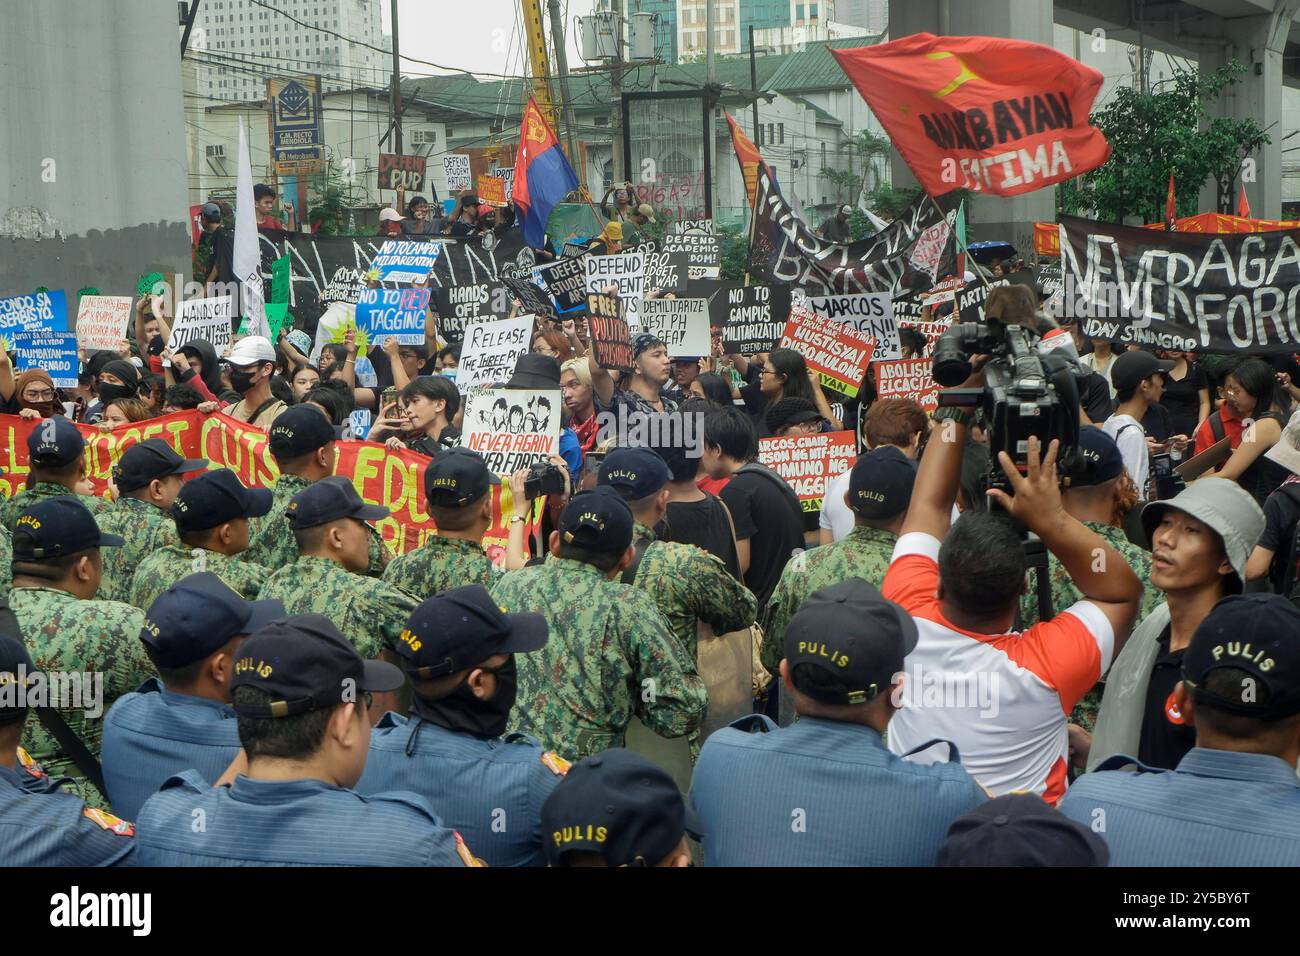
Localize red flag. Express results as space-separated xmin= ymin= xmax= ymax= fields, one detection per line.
xmin=1166 ymin=172 xmax=1177 ymax=230
xmin=1238 ymin=183 xmax=1251 ymax=219
xmin=727 ymin=113 xmax=768 ymax=209
xmin=831 ymin=34 xmax=1109 ymax=196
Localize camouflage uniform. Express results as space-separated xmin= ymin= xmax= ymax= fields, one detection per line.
xmin=243 ymin=474 xmax=392 ymax=577
xmin=95 ymin=497 xmax=177 ymax=604
xmin=258 ymin=555 xmax=419 ymax=659
xmin=761 ymin=525 xmax=898 ymax=675
xmin=382 ymin=535 xmax=499 ymax=600
xmin=490 ymin=557 xmax=709 ymax=759
xmin=2 ymin=485 xmax=109 ymax=532
xmin=0 ymin=526 xmax=10 ymax=602
xmin=9 ymin=586 xmax=155 ymax=809
xmin=129 ymin=544 xmax=270 ymax=611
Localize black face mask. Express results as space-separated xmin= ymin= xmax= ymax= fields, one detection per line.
xmin=148 ymin=335 xmax=165 ymax=356
xmin=412 ymin=658 xmax=517 ymax=739
xmin=228 ymin=369 xmax=258 ymax=394
xmin=98 ymin=383 xmax=136 ymax=405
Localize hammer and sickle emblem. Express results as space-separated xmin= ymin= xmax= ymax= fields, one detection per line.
xmin=926 ymin=51 xmax=981 ymax=98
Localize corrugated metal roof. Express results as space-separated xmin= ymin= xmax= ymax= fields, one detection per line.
xmin=765 ymin=36 xmax=881 ymax=92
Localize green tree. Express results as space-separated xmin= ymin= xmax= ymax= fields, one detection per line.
xmin=1057 ymin=61 xmax=1269 ymax=224
xmin=306 ymin=156 xmax=366 ymax=236
xmin=819 ymin=129 xmax=892 ymax=205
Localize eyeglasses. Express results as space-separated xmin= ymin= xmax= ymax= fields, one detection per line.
xmin=22 ymin=389 xmax=56 ymax=402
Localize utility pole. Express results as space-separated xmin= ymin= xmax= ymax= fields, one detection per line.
xmin=749 ymin=24 xmax=759 ymax=145
xmin=390 ymin=0 xmax=402 ymax=156
xmin=547 ymin=0 xmax=581 ymax=177
xmin=610 ymin=0 xmax=625 ymax=184
xmin=705 ymin=0 xmax=716 ymax=219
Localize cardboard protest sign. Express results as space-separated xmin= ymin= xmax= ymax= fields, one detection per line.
xmin=478 ymin=175 xmax=507 ymax=207
xmin=271 ymin=254 xmax=291 ymax=305
xmin=587 ymin=292 xmax=633 ymax=372
xmin=502 ymin=276 xmax=554 ymax=319
xmin=663 ymin=232 xmax=720 ymax=279
xmin=909 ymin=318 xmax=952 ymax=357
xmin=584 ymin=251 xmax=646 ymax=328
xmin=874 ymin=358 xmax=940 ymax=412
xmin=490 ymin=166 xmax=515 ymax=200
xmin=457 ymin=314 xmax=533 ymax=390
xmin=805 ymin=293 xmax=900 ymax=359
xmin=443 ymin=154 xmax=472 ymax=193
xmin=355 ymin=286 xmax=431 ymax=346
xmin=668 ymin=218 xmax=714 ymax=236
xmin=0 ymin=290 xmax=68 ymax=341
xmin=166 ymin=296 xmax=233 ymax=362
xmin=1036 ymin=258 xmax=1063 ymax=313
xmin=136 ymin=272 xmax=166 ymax=298
xmin=431 ymin=281 xmax=511 ymax=344
xmin=378 ymin=153 xmax=427 ymax=191
xmin=12 ymin=331 xmax=79 ymax=387
xmin=561 ymin=241 xmax=589 ymax=258
xmin=780 ymin=307 xmax=876 ymax=396
xmin=74 ymin=296 xmax=133 ymax=353
xmin=461 ymin=388 xmax=562 ymax=475
xmin=629 ymin=241 xmax=687 ymax=294
xmin=639 ymin=298 xmax=710 ymax=357
xmin=533 ymin=255 xmax=589 ymax=314
xmin=371 ymin=239 xmax=442 ymax=284
xmin=712 ymin=283 xmax=791 ymax=354
xmin=757 ymin=431 xmax=857 ymax=512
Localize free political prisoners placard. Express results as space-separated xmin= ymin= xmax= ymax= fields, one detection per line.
xmin=166 ymin=296 xmax=233 ymax=360
xmin=75 ymin=295 xmax=133 ymax=352
xmin=874 ymin=358 xmax=940 ymax=412
xmin=12 ymin=331 xmax=78 ymax=387
xmin=0 ymin=411 xmax=533 ymax=566
xmin=713 ymin=283 xmax=791 ymax=354
xmin=639 ymin=298 xmax=710 ymax=357
xmin=457 ymin=314 xmax=534 ymax=390
xmin=371 ymin=239 xmax=442 ymax=284
xmin=461 ymin=388 xmax=562 ymax=475
xmin=758 ymin=431 xmax=857 ymax=512
xmin=355 ymin=286 xmax=430 ymax=346
xmin=780 ymin=307 xmax=876 ymax=396
xmin=584 ymin=251 xmax=646 ymax=328
xmin=805 ymin=293 xmax=900 ymax=358
xmin=587 ymin=292 xmax=633 ymax=372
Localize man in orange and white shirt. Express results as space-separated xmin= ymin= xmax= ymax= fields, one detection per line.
xmin=883 ymin=399 xmax=1142 ymax=804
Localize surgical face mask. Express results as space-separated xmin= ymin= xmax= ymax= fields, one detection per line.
xmin=441 ymin=367 xmax=458 ymax=383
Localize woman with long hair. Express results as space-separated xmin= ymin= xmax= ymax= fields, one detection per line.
xmin=689 ymin=372 xmax=734 ymax=406
xmin=739 ymin=347 xmax=842 ymax=433
xmin=1195 ymin=357 xmax=1290 ymax=505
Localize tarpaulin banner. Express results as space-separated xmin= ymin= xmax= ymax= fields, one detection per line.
xmin=757 ymin=431 xmax=857 ymax=512
xmin=709 ymin=282 xmax=792 ymax=354
xmin=1059 ymin=214 xmax=1300 ymax=354
xmin=831 ymin=33 xmax=1109 ymax=197
xmin=1034 ymin=221 xmax=1060 ymax=256
xmin=874 ymin=358 xmax=940 ymax=412
xmin=1141 ymin=213 xmax=1300 ymax=234
xmin=779 ymin=307 xmax=877 ymax=396
xmin=0 ymin=412 xmax=531 ymax=566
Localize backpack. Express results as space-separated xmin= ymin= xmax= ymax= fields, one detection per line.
xmin=1273 ymin=484 xmax=1300 ymax=606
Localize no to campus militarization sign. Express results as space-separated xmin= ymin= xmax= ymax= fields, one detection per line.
xmin=0 ymin=413 xmax=536 ymax=566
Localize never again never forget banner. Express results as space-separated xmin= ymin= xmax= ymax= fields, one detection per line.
xmin=1059 ymin=215 xmax=1300 ymax=354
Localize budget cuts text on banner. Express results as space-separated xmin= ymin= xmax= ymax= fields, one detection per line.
xmin=0 ymin=412 xmax=532 ymax=567
xmin=757 ymin=431 xmax=857 ymax=512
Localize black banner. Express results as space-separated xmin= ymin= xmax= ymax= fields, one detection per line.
xmin=627 ymin=240 xmax=687 ymax=294
xmin=1059 ymin=215 xmax=1300 ymax=354
xmin=533 ymin=254 xmax=589 ymax=313
xmin=502 ymin=276 xmax=554 ymax=319
xmin=587 ymin=292 xmax=632 ymax=372
xmin=705 ymin=282 xmax=792 ymax=354
xmin=430 ymin=278 xmax=511 ymax=344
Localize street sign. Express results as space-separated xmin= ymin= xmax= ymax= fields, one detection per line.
xmin=268 ymin=75 xmax=323 ymax=176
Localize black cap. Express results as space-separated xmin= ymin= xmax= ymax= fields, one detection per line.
xmin=200 ymin=202 xmax=222 ymax=221
xmin=937 ymin=794 xmax=1110 ymax=867
xmin=12 ymin=497 xmax=125 ymax=560
xmin=27 ymin=416 xmax=84 ymax=468
xmin=268 ymin=405 xmax=343 ymax=461
xmin=598 ymin=448 xmax=670 ymax=500
xmin=1110 ymin=350 xmax=1174 ymax=394
xmin=632 ymin=331 xmax=665 ymax=358
xmin=85 ymin=350 xmax=118 ymax=380
xmin=286 ymin=475 xmax=389 ymax=529
xmin=423 ymin=447 xmax=499 ymax=508
xmin=1182 ymin=594 xmax=1300 ymax=720
xmin=171 ymin=468 xmax=273 ymax=533
xmin=112 ymin=438 xmax=207 ymax=493
xmin=558 ymin=487 xmax=633 ymax=553
xmin=505 ymin=353 xmax=561 ymax=389
xmin=231 ymin=614 xmax=405 ymax=718
xmin=765 ymin=397 xmax=822 ymax=435
xmin=540 ymin=748 xmax=701 ymax=866
xmin=141 ymin=572 xmax=285 ymax=670
xmin=847 ymin=445 xmax=916 ymax=519
xmin=396 ymin=585 xmax=549 ymax=679
xmin=1069 ymin=426 xmax=1124 ymax=487
xmin=784 ymin=579 xmax=918 ymax=706
xmin=0 ymin=635 xmax=35 ymax=725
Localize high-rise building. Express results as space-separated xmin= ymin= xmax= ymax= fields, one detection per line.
xmin=834 ymin=0 xmax=887 ymax=33
xmin=188 ymin=0 xmax=387 ymax=102
xmin=615 ymin=0 xmax=800 ymax=62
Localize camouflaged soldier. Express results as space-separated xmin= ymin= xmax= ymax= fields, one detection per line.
xmin=383 ymin=448 xmax=501 ymax=599
xmin=598 ymin=447 xmax=756 ymax=659
xmin=0 ymin=524 xmax=11 ymax=604
xmin=130 ymin=468 xmax=273 ymax=610
xmin=1 ymin=416 xmax=110 ymax=532
xmin=8 ymin=497 xmax=155 ymax=809
xmin=763 ymin=446 xmax=916 ymax=675
xmin=490 ymin=486 xmax=708 ymax=759
xmin=243 ymin=405 xmax=392 ymax=577
xmin=257 ymin=476 xmax=419 ymax=659
xmin=96 ymin=439 xmax=208 ymax=603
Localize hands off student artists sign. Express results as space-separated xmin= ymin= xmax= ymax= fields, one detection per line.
xmin=780 ymin=307 xmax=876 ymax=397
xmin=874 ymin=359 xmax=940 ymax=412
xmin=758 ymin=431 xmax=857 ymax=512
xmin=166 ymin=296 xmax=233 ymax=361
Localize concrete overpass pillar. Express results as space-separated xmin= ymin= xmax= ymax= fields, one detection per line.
xmin=886 ymin=0 xmax=1056 ymax=254
xmin=1197 ymin=0 xmax=1300 ymax=220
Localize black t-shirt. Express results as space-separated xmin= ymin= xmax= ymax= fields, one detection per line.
xmin=720 ymin=466 xmax=805 ymax=613
xmin=1159 ymin=363 xmax=1206 ymax=437
xmin=209 ymin=226 xmax=236 ymax=284
xmin=663 ymin=496 xmax=742 ymax=580
xmin=1140 ymin=402 xmax=1171 ymax=443
xmin=1259 ymin=483 xmax=1300 ymax=592
xmin=1138 ymin=625 xmax=1197 ymax=770
xmin=445 ymin=219 xmax=478 ymax=237
xmin=1079 ymin=370 xmax=1113 ymax=425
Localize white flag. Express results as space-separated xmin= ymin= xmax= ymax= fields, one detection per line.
xmin=235 ymin=120 xmax=269 ymax=337
xmin=787 ymin=179 xmax=809 ymax=225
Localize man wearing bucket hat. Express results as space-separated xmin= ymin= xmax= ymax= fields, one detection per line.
xmin=1080 ymin=477 xmax=1265 ymax=772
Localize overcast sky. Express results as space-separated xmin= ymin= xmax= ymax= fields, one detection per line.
xmin=383 ymin=0 xmax=599 ymax=79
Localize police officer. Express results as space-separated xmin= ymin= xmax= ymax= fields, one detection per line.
xmin=382 ymin=448 xmax=501 ymax=598
xmin=101 ymin=572 xmax=284 ymax=820
xmin=357 ymin=584 xmax=565 ymax=866
xmin=130 ymin=469 xmax=273 ymax=610
xmin=243 ymin=405 xmax=392 ymax=576
xmin=540 ymin=748 xmax=696 ymax=867
xmin=1 ymin=416 xmax=110 ymax=532
xmin=762 ymin=445 xmax=916 ymax=674
xmin=689 ymin=579 xmax=987 ymax=866
xmin=135 ymin=614 xmax=478 ymax=866
xmin=0 ymin=523 xmax=12 ymax=606
xmin=96 ymin=438 xmax=208 ymax=603
xmin=257 ymin=476 xmax=418 ymax=659
xmin=490 ymin=486 xmax=707 ymax=758
xmin=9 ymin=497 xmax=155 ymax=808
xmin=937 ymin=793 xmax=1110 ymax=867
xmin=0 ymin=635 xmax=135 ymax=865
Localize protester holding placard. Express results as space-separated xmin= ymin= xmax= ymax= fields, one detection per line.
xmin=738 ymin=347 xmax=842 ymax=435
xmin=591 ymin=331 xmax=680 ymax=418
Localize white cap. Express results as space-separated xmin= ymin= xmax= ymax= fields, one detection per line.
xmin=227 ymin=336 xmax=276 ymax=367
xmin=379 ymin=207 xmax=406 ymax=222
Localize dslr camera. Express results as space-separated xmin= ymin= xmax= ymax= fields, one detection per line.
xmin=524 ymin=460 xmax=567 ymax=500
